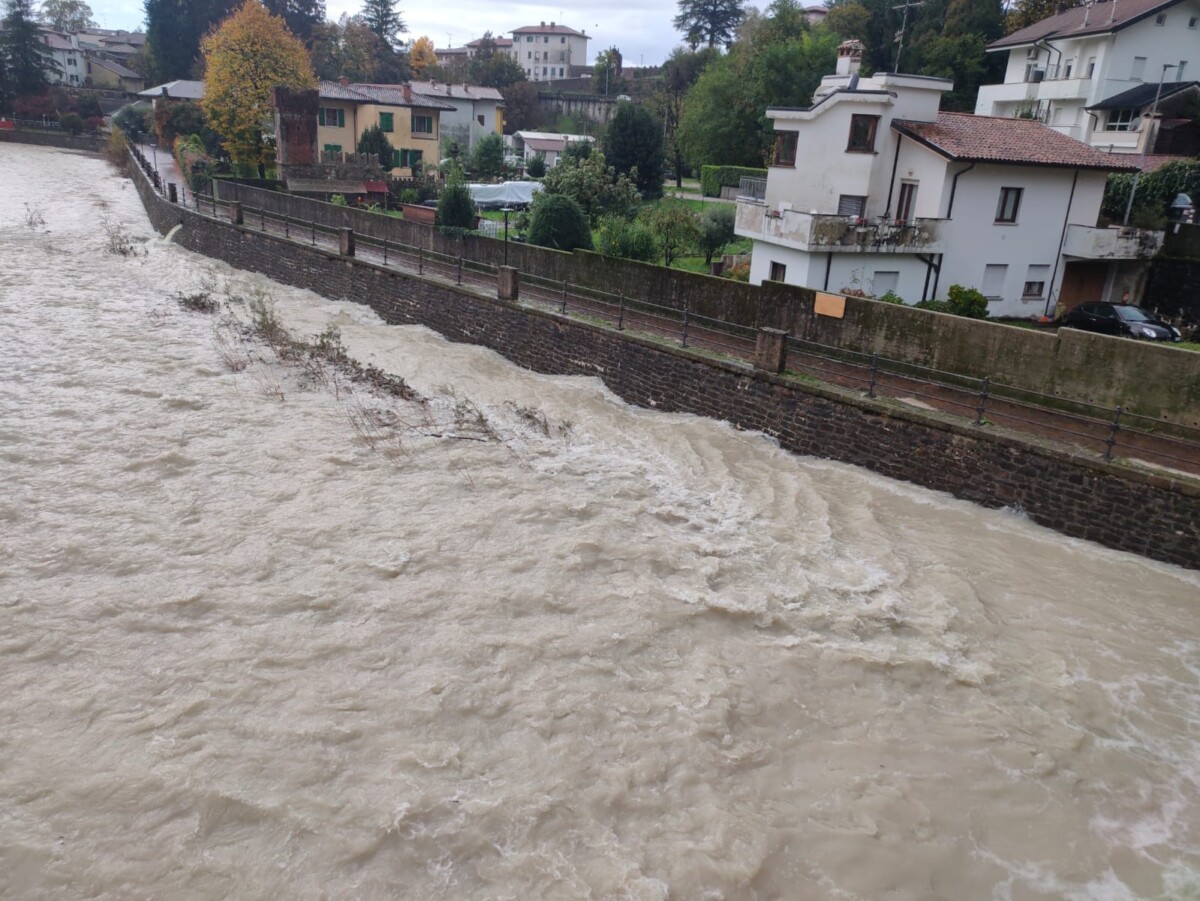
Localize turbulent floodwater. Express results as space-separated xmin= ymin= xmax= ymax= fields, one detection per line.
xmin=1 ymin=144 xmax=1199 ymax=900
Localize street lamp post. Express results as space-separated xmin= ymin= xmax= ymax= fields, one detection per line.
xmin=1123 ymin=63 xmax=1176 ymax=225
xmin=501 ymin=206 xmax=513 ymax=266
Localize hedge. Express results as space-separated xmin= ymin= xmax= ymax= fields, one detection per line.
xmin=700 ymin=165 xmax=767 ymax=197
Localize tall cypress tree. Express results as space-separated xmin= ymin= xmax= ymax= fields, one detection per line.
xmin=143 ymin=0 xmax=237 ymax=83
xmin=1 ymin=0 xmax=56 ymax=96
xmin=261 ymin=0 xmax=324 ymax=42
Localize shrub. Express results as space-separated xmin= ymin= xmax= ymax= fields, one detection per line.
xmin=645 ymin=199 xmax=699 ymax=266
xmin=697 ymin=205 xmax=735 ymax=264
xmin=724 ymin=261 xmax=750 ymax=281
xmin=331 ymin=194 xmax=348 ymax=206
xmin=398 ymin=188 xmax=420 ymax=204
xmin=876 ymin=290 xmax=905 ymax=305
xmin=84 ymin=116 xmax=104 ymax=134
xmin=597 ymin=215 xmax=658 ymax=262
xmin=59 ymin=113 xmax=84 ymax=134
xmin=699 ymin=165 xmax=766 ymax=198
xmin=916 ymin=285 xmax=989 ymax=319
xmin=471 ymin=133 xmax=506 ymax=180
xmin=174 ymin=133 xmax=214 ymax=192
xmin=356 ymin=124 xmax=394 ymax=171
xmin=528 ymin=193 xmax=593 ymax=251
xmin=437 ymin=164 xmax=477 ymax=230
xmin=526 ymin=153 xmax=546 ymax=178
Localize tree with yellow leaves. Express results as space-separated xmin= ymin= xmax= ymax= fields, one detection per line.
xmin=409 ymin=35 xmax=436 ymax=75
xmin=202 ymin=0 xmax=316 ymax=168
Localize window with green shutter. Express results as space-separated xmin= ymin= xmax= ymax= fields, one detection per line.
xmin=379 ymin=112 xmax=394 ymax=132
xmin=323 ymin=144 xmax=342 ymax=154
xmin=411 ymin=114 xmax=433 ymax=135
xmin=392 ymin=149 xmax=401 ymax=168
xmin=318 ymin=107 xmax=344 ymax=128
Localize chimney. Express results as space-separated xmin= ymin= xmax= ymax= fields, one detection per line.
xmin=540 ymin=20 xmax=545 ymax=26
xmin=402 ymin=84 xmax=412 ymax=103
xmin=836 ymin=39 xmax=863 ymax=77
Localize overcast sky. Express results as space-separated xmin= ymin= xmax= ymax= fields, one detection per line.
xmin=86 ymin=0 xmax=723 ymax=68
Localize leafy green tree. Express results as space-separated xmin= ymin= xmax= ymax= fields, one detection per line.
xmin=436 ymin=164 xmax=476 ymax=229
xmin=655 ymin=47 xmax=718 ymax=187
xmin=501 ymin=81 xmax=539 ymax=132
xmin=468 ymin=32 xmax=526 ymax=88
xmin=357 ymin=123 xmax=393 ymax=170
xmin=470 ymin=132 xmax=505 ymax=179
xmin=37 ymin=0 xmax=96 ymax=31
xmin=202 ymin=0 xmax=316 ymax=167
xmin=541 ymin=148 xmax=641 ymax=225
xmin=1 ymin=0 xmax=55 ymax=96
xmin=592 ymin=46 xmax=626 ymax=96
xmin=697 ymin=204 xmax=735 ymax=264
xmin=58 ymin=111 xmax=82 ymax=133
xmin=646 ymin=199 xmax=699 ymax=266
xmin=603 ymin=102 xmax=665 ymax=199
xmin=360 ymin=0 xmax=403 ymax=47
xmin=917 ymin=285 xmax=989 ymax=318
xmin=262 ymin=0 xmax=324 ymax=42
xmin=597 ymin=214 xmax=658 ymax=262
xmin=674 ymin=0 xmax=746 ymax=49
xmin=308 ymin=14 xmax=408 ymax=83
xmin=528 ymin=193 xmax=592 ymax=251
xmin=525 ymin=153 xmax=546 ymax=177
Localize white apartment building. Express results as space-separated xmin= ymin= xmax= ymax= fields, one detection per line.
xmin=40 ymin=30 xmax=84 ymax=86
xmin=508 ymin=22 xmax=589 ymax=82
xmin=975 ymin=0 xmax=1200 ymax=151
xmin=409 ymin=80 xmax=505 ymax=152
xmin=509 ymin=131 xmax=593 ymax=167
xmin=736 ymin=42 xmax=1159 ymax=319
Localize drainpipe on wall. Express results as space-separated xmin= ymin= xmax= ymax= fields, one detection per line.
xmin=946 ymin=163 xmax=975 ymax=219
xmin=1048 ymin=169 xmax=1080 ymax=318
xmin=823 ymin=253 xmax=833 ymax=291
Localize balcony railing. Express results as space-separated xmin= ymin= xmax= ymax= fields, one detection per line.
xmin=1063 ymin=225 xmax=1164 ymax=260
xmin=735 ymin=200 xmax=944 ymax=253
xmin=738 ymin=175 xmax=766 ymax=201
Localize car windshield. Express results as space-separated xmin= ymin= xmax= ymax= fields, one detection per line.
xmin=1114 ymin=305 xmax=1155 ymax=322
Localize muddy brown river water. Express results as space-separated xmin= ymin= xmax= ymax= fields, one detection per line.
xmin=1 ymin=143 xmax=1198 ymax=899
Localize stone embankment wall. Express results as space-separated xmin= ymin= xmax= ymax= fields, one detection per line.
xmin=131 ymin=160 xmax=1200 ymax=570
xmin=212 ymin=180 xmax=1200 ymax=424
xmin=0 ymin=128 xmax=104 ymax=153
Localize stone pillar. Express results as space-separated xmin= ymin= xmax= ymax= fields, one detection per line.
xmin=754 ymin=327 xmax=788 ymax=374
xmin=228 ymin=201 xmax=243 ymax=225
xmin=339 ymin=227 xmax=355 ymax=257
xmin=167 ymin=182 xmax=178 ymax=203
xmin=498 ymin=266 xmax=519 ymax=301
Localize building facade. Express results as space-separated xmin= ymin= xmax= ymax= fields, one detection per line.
xmin=975 ymin=0 xmax=1200 ymax=151
xmin=508 ymin=22 xmax=589 ymax=82
xmin=409 ymin=80 xmax=504 ymax=152
xmin=736 ymin=43 xmax=1155 ymax=318
xmin=315 ymin=82 xmax=454 ymax=178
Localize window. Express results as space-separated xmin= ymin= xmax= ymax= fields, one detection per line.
xmin=1105 ymin=108 xmax=1137 ymax=131
xmin=412 ymin=114 xmax=434 ymax=135
xmin=322 ymin=143 xmax=342 ymax=153
xmin=526 ymin=35 xmax=533 ymax=41
xmin=769 ymin=261 xmax=787 ymax=282
xmin=318 ymin=107 xmax=345 ymax=128
xmin=379 ymin=112 xmax=394 ymax=132
xmin=774 ymin=131 xmax=797 ymax=166
xmin=477 ymin=114 xmax=485 ymax=126
xmin=981 ymin=264 xmax=1007 ymax=298
xmin=1131 ymin=56 xmax=1147 ymax=81
xmin=394 ymin=148 xmax=422 ymax=168
xmin=873 ymin=271 xmax=899 ymax=295
xmin=527 ymin=51 xmax=531 ymax=59
xmin=838 ymin=195 xmax=867 ymax=217
xmin=1023 ymin=265 xmax=1050 ymax=298
xmin=847 ymin=114 xmax=879 ymax=152
xmin=544 ymin=35 xmax=549 ymax=42
xmin=1086 ymin=57 xmax=1096 ymax=78
xmin=1155 ymin=13 xmax=1166 ymax=24
xmin=560 ymin=36 xmax=565 ymax=42
xmin=1190 ymin=16 xmax=1198 ymax=28
xmin=559 ymin=51 xmax=565 ymax=61
xmin=543 ymin=66 xmax=548 ymax=75
xmin=896 ymin=181 xmax=918 ymax=221
xmin=1064 ymin=59 xmax=1073 ymax=78
xmin=995 ymin=187 xmax=1022 ymax=223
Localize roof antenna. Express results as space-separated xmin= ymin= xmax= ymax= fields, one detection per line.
xmin=892 ymin=0 xmax=924 ymax=72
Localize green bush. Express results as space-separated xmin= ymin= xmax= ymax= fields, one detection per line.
xmin=528 ymin=193 xmax=593 ymax=251
xmin=397 ymin=188 xmax=419 ymax=204
xmin=697 ymin=205 xmax=735 ymax=264
xmin=916 ymin=284 xmax=989 ymax=319
xmin=356 ymin=124 xmax=394 ymax=172
xmin=471 ymin=133 xmax=506 ymax=179
xmin=597 ymin=215 xmax=658 ymax=261
xmin=59 ymin=112 xmax=83 ymax=135
xmin=876 ymin=290 xmax=906 ymax=305
xmin=699 ymin=165 xmax=766 ymax=198
xmin=525 ymin=153 xmax=546 ymax=178
xmin=437 ymin=164 xmax=477 ymax=230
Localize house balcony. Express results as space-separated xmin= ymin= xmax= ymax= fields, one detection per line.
xmin=976 ymin=76 xmax=1093 ymax=110
xmin=1062 ymin=224 xmax=1164 ymax=260
xmin=734 ymin=199 xmax=945 ymax=254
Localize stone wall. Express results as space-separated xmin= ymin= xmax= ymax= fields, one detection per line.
xmin=0 ymin=128 xmax=104 ymax=153
xmin=129 ymin=159 xmax=1200 ymax=571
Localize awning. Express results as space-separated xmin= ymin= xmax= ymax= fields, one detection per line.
xmin=363 ymin=180 xmax=388 ymax=193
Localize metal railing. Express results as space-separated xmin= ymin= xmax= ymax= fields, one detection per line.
xmin=129 ymin=147 xmax=1200 ymax=477
xmin=738 ymin=176 xmax=767 ymax=201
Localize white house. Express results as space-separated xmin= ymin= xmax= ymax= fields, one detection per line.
xmin=508 ymin=22 xmax=589 ymax=82
xmin=40 ymin=30 xmax=84 ymax=86
xmin=975 ymin=0 xmax=1200 ymax=151
xmin=509 ymin=131 xmax=594 ymax=168
xmin=736 ymin=41 xmax=1156 ymax=318
xmin=409 ymin=80 xmax=505 ymax=152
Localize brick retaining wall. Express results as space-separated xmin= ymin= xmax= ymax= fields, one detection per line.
xmin=132 ymin=161 xmax=1200 ymax=569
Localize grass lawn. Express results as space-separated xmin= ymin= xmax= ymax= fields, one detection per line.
xmin=1180 ymin=342 xmax=1200 ymax=352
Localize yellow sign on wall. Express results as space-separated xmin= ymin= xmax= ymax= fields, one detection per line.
xmin=815 ymin=292 xmax=846 ymax=319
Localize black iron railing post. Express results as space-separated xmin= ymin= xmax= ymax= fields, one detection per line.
xmin=419 ymin=246 xmax=423 ymax=275
xmin=975 ymin=376 xmax=990 ymax=425
xmin=1105 ymin=406 xmax=1123 ymax=461
xmin=457 ymin=255 xmax=463 ymax=285
xmin=383 ymin=237 xmax=388 ymax=265
xmin=681 ymin=306 xmax=690 ymax=348
xmin=617 ymin=293 xmax=625 ymax=330
xmin=561 ymin=282 xmax=569 ymax=314
xmin=868 ymin=353 xmax=879 ymax=398
xmin=260 ymin=207 xmax=265 ymax=230
xmin=311 ymin=219 xmax=316 ymax=246
xmin=284 ymin=213 xmax=289 ymax=238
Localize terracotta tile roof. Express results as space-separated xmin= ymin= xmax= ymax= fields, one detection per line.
xmin=892 ymin=112 xmax=1141 ymax=171
xmin=466 ymin=36 xmax=513 ymax=48
xmin=1124 ymin=153 xmax=1190 ymax=172
xmin=990 ymin=0 xmax=1181 ymax=48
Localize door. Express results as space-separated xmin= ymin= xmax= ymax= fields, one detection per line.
xmin=1059 ymin=262 xmax=1107 ymax=308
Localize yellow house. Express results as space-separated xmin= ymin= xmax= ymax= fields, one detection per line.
xmin=316 ymin=81 xmax=454 ymax=178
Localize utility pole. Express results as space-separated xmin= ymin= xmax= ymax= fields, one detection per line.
xmin=892 ymin=0 xmax=924 ymax=73
xmin=1123 ymin=63 xmax=1176 ymax=225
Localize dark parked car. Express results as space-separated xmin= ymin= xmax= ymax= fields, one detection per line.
xmin=1060 ymin=303 xmax=1182 ymax=342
